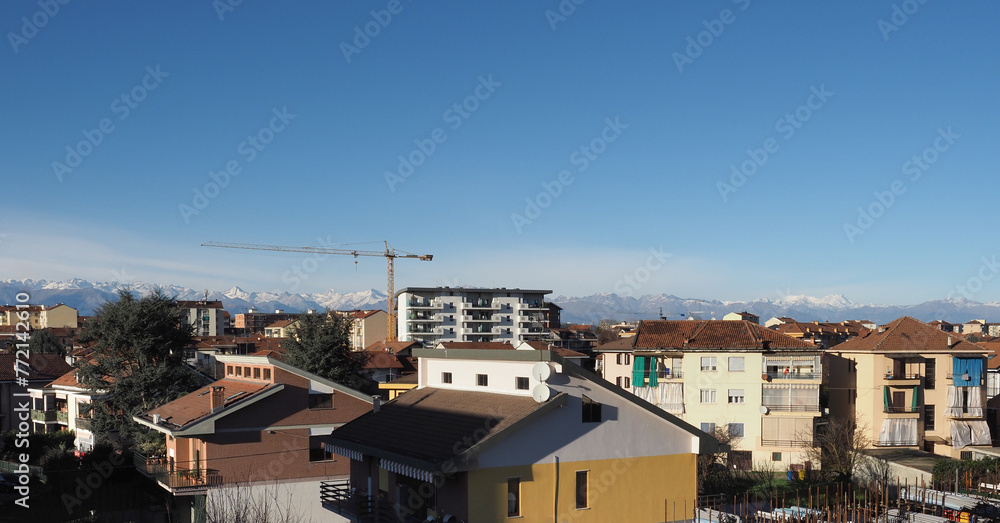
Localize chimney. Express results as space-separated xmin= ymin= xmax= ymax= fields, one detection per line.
xmin=211 ymin=386 xmax=225 ymax=413
xmin=152 ymin=413 xmax=161 ymax=425
xmin=948 ymin=336 xmax=953 ymax=347
xmin=372 ymin=395 xmax=381 ymax=413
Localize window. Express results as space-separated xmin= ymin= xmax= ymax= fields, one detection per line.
xmin=575 ymin=471 xmax=589 ymax=509
xmin=729 ymin=357 xmax=745 ymax=372
xmin=244 ymin=366 xmax=251 ymax=377
xmin=309 ymin=435 xmax=334 ymax=462
xmin=624 ymin=377 xmax=630 ymax=388
xmin=582 ymin=395 xmax=602 ymax=423
xmin=700 ymin=422 xmax=716 ymax=433
xmin=624 ymin=354 xmax=631 ymax=365
xmin=729 ymin=423 xmax=745 ymax=438
xmin=226 ymin=365 xmax=234 ymax=376
xmin=516 ymin=377 xmax=529 ymax=390
xmin=263 ymin=368 xmax=271 ymax=381
xmin=442 ymin=372 xmax=453 ymax=384
xmin=235 ymin=366 xmax=242 ymax=377
xmin=616 ymin=377 xmax=622 ymax=387
xmin=616 ymin=353 xmax=622 ymax=365
xmin=507 ymin=477 xmax=520 ymax=517
xmin=308 ymin=393 xmax=333 ymax=409
xmin=728 ymin=389 xmax=745 ymax=404
xmin=925 ymin=359 xmax=936 ymax=390
xmin=925 ymin=405 xmax=935 ymax=431
xmin=700 ymin=389 xmax=717 ymax=404
xmin=701 ymin=357 xmax=717 ymax=371
xmin=253 ymin=367 xmax=261 ymax=380
xmin=477 ymin=374 xmax=488 ymax=387
xmin=772 ymin=452 xmax=782 ymax=462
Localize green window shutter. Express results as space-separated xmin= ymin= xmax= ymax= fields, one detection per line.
xmin=912 ymin=385 xmax=918 ymax=412
xmin=648 ymin=358 xmax=658 ymax=387
xmin=883 ymin=386 xmax=890 ymax=411
xmin=632 ymin=356 xmax=646 ymax=387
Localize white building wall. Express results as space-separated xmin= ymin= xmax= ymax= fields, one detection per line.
xmin=205 ymin=478 xmax=349 ymax=523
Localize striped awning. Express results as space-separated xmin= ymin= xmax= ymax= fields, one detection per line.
xmin=379 ymin=458 xmax=436 ymax=483
xmin=325 ymin=444 xmax=363 ymax=461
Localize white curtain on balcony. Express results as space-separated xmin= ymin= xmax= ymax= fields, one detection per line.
xmin=946 ymin=386 xmax=963 ymax=417
xmin=968 ymin=386 xmax=984 ymax=417
xmin=879 ymin=418 xmax=918 ymax=446
xmin=661 ymin=383 xmax=684 ymax=414
xmin=951 ymin=420 xmax=992 ymax=449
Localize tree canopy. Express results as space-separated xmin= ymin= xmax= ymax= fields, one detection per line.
xmin=283 ymin=311 xmax=370 ymax=391
xmin=77 ymin=288 xmax=203 ymax=445
xmin=27 ymin=328 xmax=68 ymax=357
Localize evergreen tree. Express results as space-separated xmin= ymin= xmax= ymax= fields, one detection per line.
xmin=283 ymin=311 xmax=370 ymax=391
xmin=77 ymin=288 xmax=202 ymax=445
xmin=28 ymin=328 xmax=67 ymax=357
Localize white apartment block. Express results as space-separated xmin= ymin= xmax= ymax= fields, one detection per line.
xmin=396 ymin=287 xmax=550 ymax=344
xmin=178 ymin=300 xmax=228 ymax=337
xmin=596 ymin=319 xmax=824 ymax=470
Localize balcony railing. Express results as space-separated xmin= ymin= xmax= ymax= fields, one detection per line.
xmin=884 ymin=405 xmax=921 ymax=413
xmin=320 ymin=480 xmax=395 ymax=522
xmin=766 ymin=371 xmax=819 ymax=380
xmin=884 ymin=373 xmax=921 ymax=380
xmin=873 ymin=441 xmax=919 ymax=447
xmin=761 ymin=439 xmax=815 ymax=448
xmin=31 ymin=409 xmax=63 ymax=422
xmin=407 ymin=299 xmax=442 ymax=309
xmin=656 ymin=370 xmax=683 ymax=379
xmin=75 ymin=417 xmax=92 ymax=431
xmin=762 ymin=404 xmax=820 ymax=413
xmin=467 ymin=300 xmax=500 ymax=309
xmin=134 ymin=452 xmax=222 ymax=491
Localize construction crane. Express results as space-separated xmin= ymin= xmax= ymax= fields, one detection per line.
xmin=202 ymin=241 xmax=432 ymax=342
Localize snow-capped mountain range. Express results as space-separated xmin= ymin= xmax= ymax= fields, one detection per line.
xmin=3 ymin=278 xmax=1000 ymax=325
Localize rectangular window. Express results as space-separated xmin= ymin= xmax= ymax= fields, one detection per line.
xmin=616 ymin=377 xmax=622 ymax=387
xmin=700 ymin=422 xmax=716 ymax=434
xmin=772 ymin=452 xmax=782 ymax=462
xmin=575 ymin=471 xmax=589 ymax=509
xmin=582 ymin=395 xmax=602 ymax=423
xmin=253 ymin=368 xmax=261 ymax=380
xmin=925 ymin=359 xmax=936 ymax=390
xmin=244 ymin=366 xmax=251 ymax=377
xmin=728 ymin=389 xmax=745 ymax=404
xmin=624 ymin=354 xmax=631 ymax=365
xmin=700 ymin=389 xmax=717 ymax=404
xmin=729 ymin=357 xmax=745 ymax=372
xmin=701 ymin=357 xmax=717 ymax=371
xmin=616 ymin=353 xmax=622 ymax=365
xmin=309 ymin=435 xmax=334 ymax=462
xmin=507 ymin=478 xmax=520 ymax=517
xmin=477 ymin=374 xmax=488 ymax=387
xmin=624 ymin=377 xmax=630 ymax=388
xmin=227 ymin=365 xmax=234 ymax=376
xmin=442 ymin=372 xmax=453 ymax=384
xmin=925 ymin=405 xmax=936 ymax=431
xmin=235 ymin=366 xmax=242 ymax=377
xmin=516 ymin=377 xmax=529 ymax=390
xmin=308 ymin=393 xmax=333 ymax=409
xmin=263 ymin=368 xmax=271 ymax=381
xmin=729 ymin=423 xmax=745 ymax=438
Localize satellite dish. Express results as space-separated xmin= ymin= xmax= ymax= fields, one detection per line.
xmin=759 ymin=405 xmax=769 ymax=415
xmin=532 ymin=362 xmax=552 ymax=382
xmin=532 ymin=384 xmax=551 ymax=403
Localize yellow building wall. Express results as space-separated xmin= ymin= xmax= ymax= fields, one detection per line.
xmin=467 ymin=453 xmax=697 ymax=523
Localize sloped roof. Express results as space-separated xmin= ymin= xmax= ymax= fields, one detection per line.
xmin=325 ymin=387 xmax=560 ymax=469
xmin=593 ymin=337 xmax=636 ymax=352
xmin=265 ymin=320 xmax=295 ymax=329
xmin=438 ymin=341 xmax=515 ymax=350
xmin=365 ymin=340 xmax=420 ymax=354
xmin=635 ymin=320 xmax=812 ymax=350
xmin=834 ymin=316 xmax=986 ymax=353
xmin=364 ymin=350 xmax=404 ymax=369
xmin=143 ymin=379 xmax=276 ymax=430
xmin=0 ymin=353 xmax=73 ymax=382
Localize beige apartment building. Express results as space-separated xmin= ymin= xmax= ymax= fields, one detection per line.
xmin=827 ymin=316 xmax=991 ymax=458
xmin=596 ymin=319 xmax=823 ymax=469
xmin=0 ymin=303 xmax=78 ymax=329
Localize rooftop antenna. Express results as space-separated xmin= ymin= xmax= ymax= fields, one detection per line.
xmin=204 ymin=289 xmax=209 ymax=301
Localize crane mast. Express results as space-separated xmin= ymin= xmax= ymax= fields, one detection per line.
xmin=202 ymin=241 xmax=432 ymax=342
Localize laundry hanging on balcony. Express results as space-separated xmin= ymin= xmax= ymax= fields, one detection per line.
xmin=949 ymin=420 xmax=989 ymax=449
xmin=946 ymin=386 xmax=963 ymax=417
xmin=632 ymin=356 xmax=647 ymax=387
xmin=968 ymin=385 xmax=984 ymax=417
xmin=952 ymin=357 xmax=983 ymax=386
xmin=879 ymin=418 xmax=917 ymax=446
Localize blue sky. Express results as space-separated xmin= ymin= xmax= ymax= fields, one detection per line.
xmin=3 ymin=1 xmax=998 ymax=304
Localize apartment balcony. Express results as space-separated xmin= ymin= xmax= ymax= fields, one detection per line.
xmin=762 ymin=404 xmax=821 ymax=413
xmin=518 ymin=302 xmax=546 ymax=311
xmin=407 ymin=326 xmax=443 ymax=336
xmin=75 ymin=417 xmax=92 ymax=432
xmin=320 ymin=480 xmax=395 ymax=522
xmin=31 ymin=409 xmax=68 ymax=423
xmin=656 ymin=370 xmax=683 ymax=380
xmin=884 ymin=405 xmax=922 ymax=416
xmin=761 ymin=439 xmax=815 ymax=448
xmin=947 ymin=409 xmax=985 ymax=419
xmin=883 ymin=372 xmax=922 ymax=385
xmin=465 ymin=326 xmax=498 ymax=335
xmin=765 ymin=371 xmax=821 ymax=381
xmin=134 ymin=452 xmax=222 ymax=494
xmin=465 ymin=300 xmax=500 ymax=310
xmin=407 ymin=313 xmax=440 ymax=322
xmin=406 ymin=299 xmax=442 ymax=310
xmin=462 ymin=315 xmax=500 ymax=323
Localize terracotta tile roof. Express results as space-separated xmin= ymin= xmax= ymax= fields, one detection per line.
xmin=265 ymin=320 xmax=294 ymax=329
xmin=326 ymin=387 xmax=549 ymax=466
xmin=834 ymin=316 xmax=986 ymax=353
xmin=635 ymin=320 xmax=813 ymax=350
xmin=337 ymin=309 xmax=382 ymax=319
xmin=0 ymin=353 xmax=73 ymax=382
xmin=365 ymin=340 xmax=420 ymax=355
xmin=439 ymin=342 xmax=515 ymax=350
xmin=364 ymin=350 xmax=404 ymax=369
xmin=977 ymin=341 xmax=1000 ymax=369
xmin=145 ymin=379 xmax=274 ymax=430
xmin=566 ymin=324 xmax=593 ymax=332
xmin=552 ymin=347 xmax=587 ymax=358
